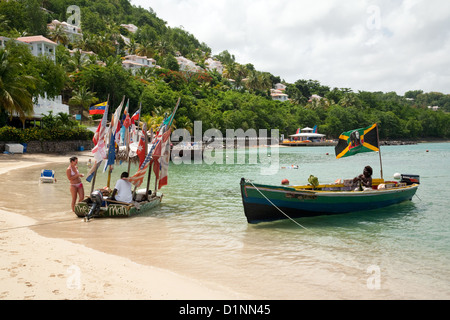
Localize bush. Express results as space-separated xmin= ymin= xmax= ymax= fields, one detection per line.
xmin=0 ymin=126 xmax=93 ymax=142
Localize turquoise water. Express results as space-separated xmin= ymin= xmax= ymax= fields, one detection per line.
xmin=1 ymin=143 xmax=449 ymax=299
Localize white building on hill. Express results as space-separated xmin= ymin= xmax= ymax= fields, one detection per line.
xmin=16 ymin=35 xmax=57 ymax=61
xmin=122 ymin=54 xmax=156 ymax=73
xmin=176 ymin=56 xmax=203 ymax=72
xmin=271 ymin=83 xmax=289 ymax=102
xmin=205 ymin=58 xmax=224 ymax=74
xmin=1 ymin=35 xmax=69 ymax=121
xmin=47 ymin=19 xmax=83 ymax=43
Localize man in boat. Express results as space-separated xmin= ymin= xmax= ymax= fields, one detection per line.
xmin=353 ymin=165 xmax=373 ymax=191
xmin=110 ymin=172 xmax=133 ymax=203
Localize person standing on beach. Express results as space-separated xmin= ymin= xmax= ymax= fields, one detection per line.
xmin=67 ymin=156 xmax=85 ymax=212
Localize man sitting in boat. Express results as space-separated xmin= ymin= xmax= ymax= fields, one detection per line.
xmin=352 ymin=166 xmax=373 ymax=191
xmin=110 ymin=172 xmax=133 ymax=203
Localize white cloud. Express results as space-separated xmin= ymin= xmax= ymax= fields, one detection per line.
xmin=130 ymin=0 xmax=450 ymax=94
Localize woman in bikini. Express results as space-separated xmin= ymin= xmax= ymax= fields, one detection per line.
xmin=66 ymin=156 xmax=85 ymax=212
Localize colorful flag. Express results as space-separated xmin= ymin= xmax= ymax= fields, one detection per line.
xmin=86 ymin=160 xmax=102 ymax=183
xmin=92 ymin=138 xmax=107 ymax=163
xmin=137 ymin=123 xmax=148 ymax=167
xmin=163 ymin=98 xmax=180 ymax=127
xmin=296 ymin=128 xmax=301 ymax=134
xmin=158 ymin=129 xmax=171 ymax=189
xmin=110 ymin=100 xmax=124 ymax=136
xmin=313 ymin=125 xmax=318 ymax=133
xmin=128 ymin=139 xmax=160 ymax=187
xmin=335 ymin=123 xmax=379 ymax=159
xmin=92 ymin=102 xmax=109 ymax=145
xmin=152 ymin=130 xmax=163 ymax=181
xmin=89 ymin=101 xmax=108 ymax=115
xmin=103 ymin=132 xmax=116 ymax=173
xmin=131 ymin=107 xmax=140 ymax=124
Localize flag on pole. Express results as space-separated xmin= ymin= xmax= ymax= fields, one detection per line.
xmin=103 ymin=132 xmax=116 ymax=173
xmin=335 ymin=124 xmax=379 ymax=159
xmin=163 ymin=97 xmax=181 ymax=127
xmin=128 ymin=139 xmax=160 ymax=187
xmin=88 ymin=101 xmax=109 ymax=182
xmin=89 ymin=101 xmax=107 ymax=115
xmin=152 ymin=129 xmax=163 ymax=181
xmin=137 ymin=123 xmax=148 ymax=167
xmin=158 ymin=129 xmax=171 ymax=189
xmin=86 ymin=160 xmax=102 ymax=183
xmin=123 ymin=102 xmax=132 ymax=129
xmin=92 ymin=102 xmax=109 ymax=145
xmin=105 ymin=97 xmax=123 ymax=153
xmin=131 ymin=107 xmax=140 ymax=125
xmin=110 ymin=99 xmax=124 ymax=136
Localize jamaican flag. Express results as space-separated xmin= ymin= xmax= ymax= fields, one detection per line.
xmin=335 ymin=124 xmax=379 ymax=159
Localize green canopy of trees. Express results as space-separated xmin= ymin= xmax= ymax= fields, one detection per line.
xmin=1 ymin=0 xmax=449 ymax=140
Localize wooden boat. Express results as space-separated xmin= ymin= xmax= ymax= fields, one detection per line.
xmin=240 ymin=176 xmax=419 ymax=224
xmin=241 ymin=124 xmax=420 ymax=224
xmin=74 ymin=190 xmax=161 ymax=220
xmin=74 ymin=97 xmax=180 ymax=221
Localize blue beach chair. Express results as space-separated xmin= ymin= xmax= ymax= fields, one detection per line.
xmin=40 ymin=169 xmax=56 ymax=183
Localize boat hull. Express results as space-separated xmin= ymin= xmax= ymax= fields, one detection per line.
xmin=74 ymin=196 xmax=161 ymax=219
xmin=240 ymin=178 xmax=419 ymax=224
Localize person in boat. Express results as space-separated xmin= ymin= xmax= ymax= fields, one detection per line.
xmin=353 ymin=165 xmax=373 ymax=191
xmin=66 ymin=156 xmax=85 ymax=212
xmin=110 ymin=172 xmax=133 ymax=203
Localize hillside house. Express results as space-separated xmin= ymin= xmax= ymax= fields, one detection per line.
xmin=205 ymin=58 xmax=224 ymax=74
xmin=122 ymin=54 xmax=156 ymax=73
xmin=176 ymin=56 xmax=203 ymax=73
xmin=271 ymin=83 xmax=289 ymax=101
xmin=1 ymin=35 xmax=69 ymax=123
xmin=47 ymin=19 xmax=83 ymax=43
xmin=16 ymin=35 xmax=57 ymax=61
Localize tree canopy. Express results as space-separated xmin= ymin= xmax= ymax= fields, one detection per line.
xmin=0 ymin=0 xmax=449 ymax=139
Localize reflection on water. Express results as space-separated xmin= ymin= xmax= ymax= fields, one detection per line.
xmin=1 ymin=144 xmax=450 ymax=299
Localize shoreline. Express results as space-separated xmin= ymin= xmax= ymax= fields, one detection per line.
xmin=0 ymin=152 xmax=247 ymax=300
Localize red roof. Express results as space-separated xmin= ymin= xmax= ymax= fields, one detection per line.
xmin=17 ymin=36 xmax=57 ymax=45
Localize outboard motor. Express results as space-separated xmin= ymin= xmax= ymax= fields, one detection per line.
xmin=400 ymin=174 xmax=420 ymax=185
xmin=85 ymin=190 xmax=103 ymax=221
xmin=394 ymin=173 xmax=420 ymax=185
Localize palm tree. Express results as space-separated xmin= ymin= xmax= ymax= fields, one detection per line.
xmin=125 ymin=38 xmax=138 ymax=55
xmin=0 ymin=49 xmax=36 ymax=125
xmin=68 ymin=49 xmax=90 ymax=72
xmin=68 ymin=86 xmax=98 ymax=123
xmin=48 ymin=24 xmax=69 ymax=46
xmin=0 ymin=14 xmax=10 ymax=31
xmin=136 ymin=40 xmax=155 ymax=58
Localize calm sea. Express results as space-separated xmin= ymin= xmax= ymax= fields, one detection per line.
xmin=1 ymin=142 xmax=449 ymax=299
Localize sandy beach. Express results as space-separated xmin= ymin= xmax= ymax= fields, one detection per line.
xmin=0 ymin=152 xmax=245 ymax=300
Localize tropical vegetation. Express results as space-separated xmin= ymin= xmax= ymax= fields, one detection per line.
xmin=0 ymin=0 xmax=449 ymax=141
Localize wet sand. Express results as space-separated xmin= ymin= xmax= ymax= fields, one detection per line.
xmin=0 ymin=152 xmax=244 ymax=300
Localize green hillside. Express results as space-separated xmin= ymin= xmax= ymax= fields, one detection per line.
xmin=0 ymin=0 xmax=449 ymax=140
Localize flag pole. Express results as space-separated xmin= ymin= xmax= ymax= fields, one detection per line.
xmin=89 ymin=94 xmax=109 ymax=194
xmin=376 ymin=123 xmax=384 ymax=180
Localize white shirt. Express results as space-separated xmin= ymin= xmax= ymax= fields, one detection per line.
xmin=114 ymin=179 xmax=133 ymax=203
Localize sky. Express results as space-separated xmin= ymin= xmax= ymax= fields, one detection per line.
xmin=129 ymin=0 xmax=450 ymax=95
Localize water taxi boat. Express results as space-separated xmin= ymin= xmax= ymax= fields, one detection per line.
xmin=240 ymin=175 xmax=419 ymax=224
